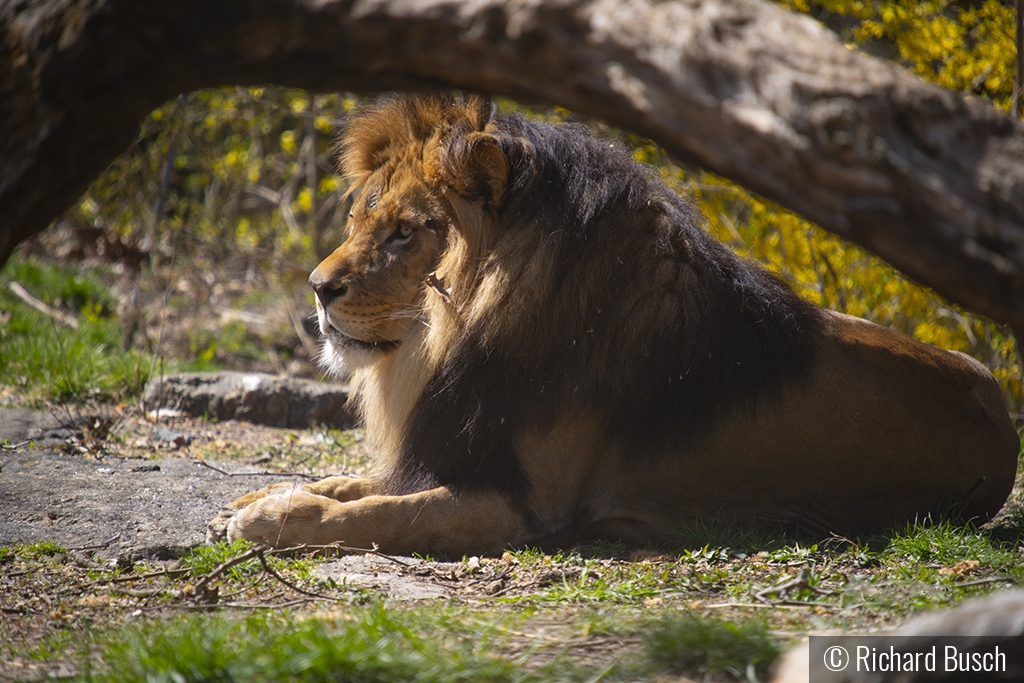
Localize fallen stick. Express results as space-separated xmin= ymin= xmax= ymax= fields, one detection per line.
xmin=194 ymin=459 xmax=319 ymax=481
xmin=8 ymin=281 xmax=78 ymax=329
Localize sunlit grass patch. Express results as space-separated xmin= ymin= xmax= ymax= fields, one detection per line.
xmin=498 ymin=550 xmax=687 ymax=606
xmin=529 ymin=562 xmax=665 ymax=605
xmin=85 ymin=608 xmax=529 ymax=683
xmin=882 ymin=520 xmax=1020 ymax=573
xmin=819 ymin=521 xmax=1023 ymax=616
xmin=13 ymin=541 xmax=66 ymax=561
xmin=181 ymin=539 xmax=258 ymax=580
xmin=0 ymin=256 xmax=206 ymax=406
xmin=1 ymin=256 xmax=139 ymax=402
xmin=3 ymin=530 xmax=1022 ymax=681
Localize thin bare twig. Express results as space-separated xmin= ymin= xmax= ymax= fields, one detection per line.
xmin=754 ymin=568 xmax=837 ymax=605
xmin=8 ymin=281 xmax=78 ymax=328
xmin=254 ymin=548 xmax=339 ymax=601
xmin=215 ymin=599 xmax=316 ymax=610
xmin=108 ymin=585 xmax=171 ymax=598
xmin=952 ymin=576 xmax=1018 ymax=588
xmin=193 ymin=546 xmax=265 ymax=595
xmin=266 ymin=542 xmax=413 ymax=568
xmin=357 ymin=543 xmax=414 ymax=568
xmin=6 ymin=570 xmax=37 ymax=578
xmin=194 ymin=460 xmax=318 ymax=481
xmin=218 ymin=575 xmax=267 ymax=600
xmin=68 ymin=533 xmax=121 ymax=552
xmin=96 ymin=542 xmax=420 ymax=608
xmin=701 ymin=602 xmax=832 ymax=611
xmin=93 ymin=567 xmax=190 ymax=585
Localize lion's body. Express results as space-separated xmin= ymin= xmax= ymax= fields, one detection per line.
xmin=210 ymin=95 xmax=1019 ymax=555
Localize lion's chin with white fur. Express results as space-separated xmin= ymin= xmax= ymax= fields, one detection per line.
xmin=315 ymin=305 xmax=401 ymax=377
xmin=317 ymin=335 xmax=379 ymax=377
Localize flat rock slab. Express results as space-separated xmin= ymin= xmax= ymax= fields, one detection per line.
xmin=0 ymin=408 xmax=76 ymax=447
xmin=315 ymin=555 xmax=461 ymax=600
xmin=143 ymin=372 xmax=354 ymax=429
xmin=0 ymin=449 xmax=305 ymax=560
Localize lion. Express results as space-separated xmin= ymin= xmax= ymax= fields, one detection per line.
xmin=208 ymin=94 xmax=1019 ymax=556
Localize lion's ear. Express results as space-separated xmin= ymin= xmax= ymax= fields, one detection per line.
xmin=463 ymin=94 xmax=494 ymax=131
xmin=426 ymin=131 xmax=508 ymax=215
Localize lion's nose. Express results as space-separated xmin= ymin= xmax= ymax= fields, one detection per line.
xmin=309 ymin=271 xmax=350 ymax=306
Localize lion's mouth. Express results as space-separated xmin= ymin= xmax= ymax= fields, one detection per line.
xmin=326 ymin=323 xmax=400 ymax=353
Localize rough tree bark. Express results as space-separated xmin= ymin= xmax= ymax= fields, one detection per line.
xmin=2 ymin=0 xmax=1023 ymax=328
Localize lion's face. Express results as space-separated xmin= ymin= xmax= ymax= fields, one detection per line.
xmin=310 ymin=158 xmax=450 ymax=374
xmin=310 ymin=95 xmax=509 ymax=376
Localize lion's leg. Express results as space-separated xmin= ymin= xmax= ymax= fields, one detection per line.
xmin=225 ymin=486 xmax=527 ymax=556
xmin=207 ymin=477 xmax=384 ymax=544
xmin=303 ymin=476 xmax=385 ymax=502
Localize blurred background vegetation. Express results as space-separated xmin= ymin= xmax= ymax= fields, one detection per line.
xmin=0 ymin=0 xmax=1021 ymax=417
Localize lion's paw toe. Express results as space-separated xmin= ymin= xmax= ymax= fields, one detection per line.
xmin=206 ymin=508 xmax=236 ymax=545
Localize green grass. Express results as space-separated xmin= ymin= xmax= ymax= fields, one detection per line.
xmin=6 ymin=523 xmax=1024 ymax=682
xmin=62 ymin=603 xmax=787 ymax=682
xmin=180 ymin=539 xmax=259 ymax=580
xmin=644 ymin=613 xmax=782 ymax=681
xmin=9 ymin=540 xmax=66 ymax=561
xmin=187 ymin=319 xmax=266 ymax=368
xmin=2 ymin=255 xmax=118 ymax=316
xmin=85 ymin=608 xmax=526 ymax=683
xmin=882 ymin=520 xmax=1020 ymax=570
xmin=0 ymin=256 xmax=207 ymax=405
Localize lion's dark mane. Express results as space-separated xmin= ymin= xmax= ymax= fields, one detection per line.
xmin=386 ymin=110 xmax=823 ymax=516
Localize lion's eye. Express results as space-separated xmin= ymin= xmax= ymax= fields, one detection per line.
xmin=392 ymin=222 xmax=414 ymax=246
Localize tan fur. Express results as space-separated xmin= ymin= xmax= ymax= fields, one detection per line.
xmin=209 ymin=96 xmax=1019 ymax=556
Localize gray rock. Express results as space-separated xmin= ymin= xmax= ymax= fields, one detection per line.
xmin=0 ymin=408 xmax=75 ymax=445
xmin=143 ymin=372 xmax=354 ymax=429
xmin=0 ymin=449 xmax=298 ymax=559
xmin=315 ymin=555 xmax=457 ymax=600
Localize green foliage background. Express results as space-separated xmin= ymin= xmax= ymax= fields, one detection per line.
xmin=72 ymin=88 xmax=353 ymax=269
xmin=3 ymin=0 xmax=1021 ymax=412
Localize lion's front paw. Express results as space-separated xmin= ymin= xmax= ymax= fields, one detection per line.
xmin=223 ymin=489 xmax=334 ymax=548
xmin=206 ymin=507 xmax=237 ymax=545
xmin=207 ymin=482 xmax=310 ymax=545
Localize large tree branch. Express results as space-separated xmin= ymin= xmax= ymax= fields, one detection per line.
xmin=3 ymin=0 xmax=1023 ymax=327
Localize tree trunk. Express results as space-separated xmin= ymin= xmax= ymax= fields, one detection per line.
xmin=2 ymin=0 xmax=1023 ymax=327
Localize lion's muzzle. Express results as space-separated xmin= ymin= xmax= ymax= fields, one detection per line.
xmin=309 ymin=271 xmax=350 ymax=308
